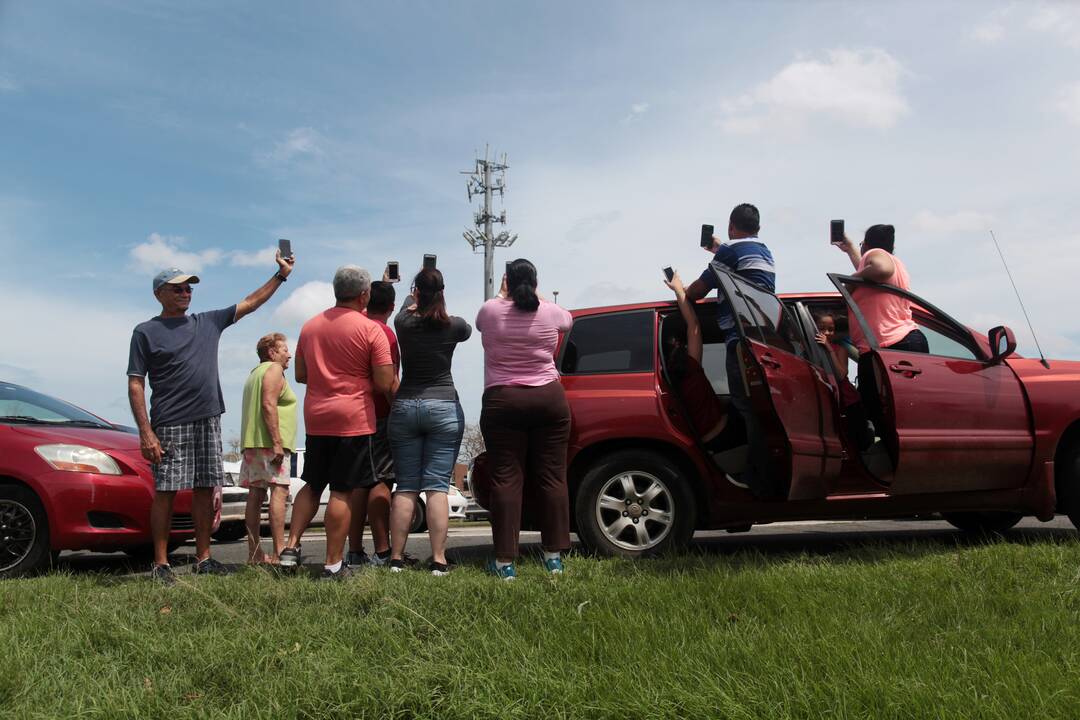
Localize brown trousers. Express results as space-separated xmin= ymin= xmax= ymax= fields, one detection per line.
xmin=480 ymin=381 xmax=571 ymax=559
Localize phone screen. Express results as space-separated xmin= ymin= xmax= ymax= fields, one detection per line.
xmin=387 ymin=261 xmax=399 ymax=281
xmin=830 ymin=220 xmax=845 ymax=244
xmin=278 ymin=238 xmax=293 ymax=259
xmin=700 ymin=224 xmax=714 ymax=249
xmin=663 ymin=266 xmax=674 ymax=282
xmin=423 ymin=254 xmax=436 ymax=270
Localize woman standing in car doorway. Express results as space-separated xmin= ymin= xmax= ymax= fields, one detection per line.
xmin=476 ymin=258 xmax=573 ymax=581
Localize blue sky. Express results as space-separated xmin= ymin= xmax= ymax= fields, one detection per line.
xmin=2 ymin=1 xmax=1078 ymax=441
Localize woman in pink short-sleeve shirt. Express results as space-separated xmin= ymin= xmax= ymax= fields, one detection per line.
xmin=476 ymin=259 xmax=573 ymax=579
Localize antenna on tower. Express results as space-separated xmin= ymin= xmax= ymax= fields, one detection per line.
xmin=462 ymin=145 xmax=518 ymax=301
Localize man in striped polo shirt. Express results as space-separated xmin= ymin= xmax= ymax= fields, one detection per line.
xmin=685 ymin=203 xmax=776 ymax=497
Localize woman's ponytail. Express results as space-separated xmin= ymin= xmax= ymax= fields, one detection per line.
xmin=507 ymin=259 xmax=540 ymax=312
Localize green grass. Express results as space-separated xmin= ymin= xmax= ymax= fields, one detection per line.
xmin=3 ymin=536 xmax=1080 ymax=719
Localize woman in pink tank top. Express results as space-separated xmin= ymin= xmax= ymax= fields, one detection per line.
xmin=833 ymin=224 xmax=928 ymax=354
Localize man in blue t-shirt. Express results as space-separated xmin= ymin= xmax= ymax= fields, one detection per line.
xmin=685 ymin=203 xmax=776 ymax=498
xmin=127 ymin=252 xmax=294 ymax=583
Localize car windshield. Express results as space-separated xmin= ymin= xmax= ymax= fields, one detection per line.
xmin=0 ymin=383 xmax=111 ymax=428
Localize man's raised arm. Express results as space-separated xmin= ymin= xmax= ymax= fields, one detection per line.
xmin=235 ymin=251 xmax=295 ymax=322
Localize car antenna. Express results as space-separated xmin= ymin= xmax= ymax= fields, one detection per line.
xmin=989 ymin=230 xmax=1049 ymax=368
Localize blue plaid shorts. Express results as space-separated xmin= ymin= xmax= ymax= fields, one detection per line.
xmin=152 ymin=415 xmax=226 ymax=492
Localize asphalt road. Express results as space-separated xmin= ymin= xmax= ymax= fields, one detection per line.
xmin=55 ymin=515 xmax=1078 ymax=577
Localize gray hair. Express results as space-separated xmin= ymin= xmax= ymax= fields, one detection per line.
xmin=333 ymin=265 xmax=371 ymax=301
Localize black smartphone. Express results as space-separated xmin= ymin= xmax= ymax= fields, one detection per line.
xmin=700 ymin=224 xmax=714 ymax=249
xmin=830 ymin=219 xmax=845 ymax=244
xmin=663 ymin=266 xmax=674 ymax=282
xmin=278 ymin=238 xmax=293 ymax=260
xmin=423 ymin=254 xmax=437 ymax=270
xmin=387 ymin=261 xmax=399 ymax=282
xmin=505 ymin=260 xmax=512 ymax=277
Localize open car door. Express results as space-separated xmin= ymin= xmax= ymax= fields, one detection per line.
xmin=828 ymin=274 xmax=1032 ymax=495
xmin=713 ymin=269 xmax=844 ymax=500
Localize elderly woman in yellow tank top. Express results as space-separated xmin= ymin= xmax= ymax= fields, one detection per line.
xmin=239 ymin=332 xmax=298 ymax=564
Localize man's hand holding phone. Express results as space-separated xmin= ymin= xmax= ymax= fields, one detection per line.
xmin=275 ymin=240 xmax=296 ymax=279
xmin=663 ymin=268 xmax=686 ymax=300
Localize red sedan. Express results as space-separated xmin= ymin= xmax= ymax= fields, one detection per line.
xmin=472 ymin=270 xmax=1080 ymax=556
xmin=0 ymin=382 xmax=218 ymax=576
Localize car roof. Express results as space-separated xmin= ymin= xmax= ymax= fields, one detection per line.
xmin=568 ymin=291 xmax=841 ymax=318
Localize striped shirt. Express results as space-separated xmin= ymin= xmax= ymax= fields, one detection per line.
xmin=697 ymin=237 xmax=776 ymax=340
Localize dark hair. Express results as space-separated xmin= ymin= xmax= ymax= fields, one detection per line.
xmin=729 ymin=203 xmax=760 ymax=235
xmin=368 ymin=281 xmax=396 ymax=315
xmin=413 ymin=268 xmax=450 ymax=328
xmin=506 ymin=258 xmax=540 ymax=312
xmin=663 ymin=332 xmax=688 ymax=383
xmin=863 ymin=224 xmax=895 ymax=254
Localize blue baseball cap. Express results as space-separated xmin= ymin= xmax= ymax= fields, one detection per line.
xmin=152 ymin=268 xmax=201 ymax=292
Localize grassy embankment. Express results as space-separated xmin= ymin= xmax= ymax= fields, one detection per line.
xmin=2 ymin=534 xmax=1080 ymax=719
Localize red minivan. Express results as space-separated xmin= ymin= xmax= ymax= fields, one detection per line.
xmin=471 ymin=269 xmax=1080 ymax=556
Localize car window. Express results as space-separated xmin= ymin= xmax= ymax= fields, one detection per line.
xmin=561 ymin=311 xmax=655 ymax=375
xmin=0 ymin=383 xmax=108 ymax=426
xmin=729 ymin=277 xmax=808 ymax=359
xmin=700 ymin=342 xmax=730 ymax=394
xmin=914 ymin=316 xmax=979 ymax=360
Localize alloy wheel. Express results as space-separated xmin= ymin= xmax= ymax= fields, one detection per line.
xmin=594 ymin=471 xmax=674 ymax=552
xmin=0 ymin=499 xmax=37 ymax=573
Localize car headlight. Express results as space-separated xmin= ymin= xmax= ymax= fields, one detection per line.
xmin=34 ymin=444 xmax=122 ymax=475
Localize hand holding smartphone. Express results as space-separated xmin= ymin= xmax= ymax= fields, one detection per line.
xmin=830 ymin=220 xmax=845 ymax=246
xmin=663 ymin=266 xmax=675 ymax=282
xmin=700 ymin=224 xmax=715 ymax=250
xmin=278 ymin=238 xmax=293 ymax=260
xmin=386 ymin=261 xmax=399 ymax=282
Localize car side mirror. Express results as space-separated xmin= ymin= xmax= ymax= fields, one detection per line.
xmin=987 ymin=325 xmax=1016 ymax=364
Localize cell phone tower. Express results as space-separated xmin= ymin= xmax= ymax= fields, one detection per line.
xmin=462 ymin=146 xmax=517 ymax=301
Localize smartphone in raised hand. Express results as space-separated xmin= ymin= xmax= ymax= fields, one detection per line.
xmin=663 ymin=266 xmax=675 ymax=282
xmin=278 ymin=238 xmax=293 ymax=260
xmin=700 ymin=224 xmax=714 ymax=249
xmin=423 ymin=254 xmax=437 ymax=270
xmin=387 ymin=261 xmax=399 ymax=282
xmin=830 ymin=219 xmax=845 ymax=245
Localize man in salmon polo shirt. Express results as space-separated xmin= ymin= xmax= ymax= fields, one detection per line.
xmin=278 ymin=265 xmax=394 ymax=580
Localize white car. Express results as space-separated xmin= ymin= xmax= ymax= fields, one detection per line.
xmin=288 ymin=448 xmax=467 ymax=531
xmin=213 ymin=460 xmax=277 ymax=542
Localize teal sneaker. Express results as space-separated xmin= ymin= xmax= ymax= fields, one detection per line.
xmin=542 ymin=555 xmax=564 ymax=575
xmin=487 ymin=560 xmax=516 ymax=581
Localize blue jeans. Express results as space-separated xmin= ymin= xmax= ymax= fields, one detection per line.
xmin=388 ymin=399 xmax=465 ymax=493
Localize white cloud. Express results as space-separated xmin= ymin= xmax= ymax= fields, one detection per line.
xmin=129 ymin=233 xmax=224 ymax=273
xmin=910 ymin=210 xmax=995 ymax=235
xmin=622 ymin=102 xmax=650 ymax=123
xmin=1055 ymin=81 xmax=1080 ymax=125
xmin=272 ymin=281 xmax=334 ymax=326
xmin=969 ymin=5 xmax=1015 ymax=44
xmin=265 ymin=127 xmax=325 ymax=163
xmin=720 ymin=48 xmax=909 ymax=133
xmin=229 ymin=246 xmax=278 ymax=267
xmin=1029 ymin=3 xmax=1080 ymax=48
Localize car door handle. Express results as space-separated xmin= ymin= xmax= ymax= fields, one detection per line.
xmin=759 ymin=352 xmax=781 ymax=369
xmin=889 ymin=362 xmax=922 ymax=376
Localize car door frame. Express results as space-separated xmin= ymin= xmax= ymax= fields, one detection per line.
xmin=712 ymin=268 xmax=844 ymax=500
xmin=827 ymin=273 xmax=1033 ymax=495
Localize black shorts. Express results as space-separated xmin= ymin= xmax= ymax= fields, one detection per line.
xmin=302 ymin=434 xmax=378 ymax=494
xmin=371 ymin=417 xmax=395 ymax=485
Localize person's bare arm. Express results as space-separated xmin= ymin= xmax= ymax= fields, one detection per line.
xmin=127 ymin=376 xmax=162 ymax=463
xmin=664 ymin=272 xmax=703 ymax=364
xmin=852 ymin=249 xmax=895 ymax=283
xmin=294 ymin=353 xmax=307 ymax=384
xmin=833 ymin=234 xmax=862 ymax=271
xmin=372 ymin=363 xmax=395 ymax=394
xmin=260 ymin=363 xmax=285 ymax=464
xmin=684 ymin=278 xmax=709 ymax=303
xmin=234 ymin=251 xmax=295 ymax=322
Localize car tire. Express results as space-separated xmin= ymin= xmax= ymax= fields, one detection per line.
xmin=410 ymin=497 xmax=428 ymax=534
xmin=0 ymin=484 xmax=51 ymax=577
xmin=574 ymin=449 xmax=696 ymax=558
xmin=212 ymin=521 xmax=248 ymax=543
xmin=942 ymin=511 xmax=1023 ymax=534
xmin=1058 ymin=441 xmax=1080 ymax=530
